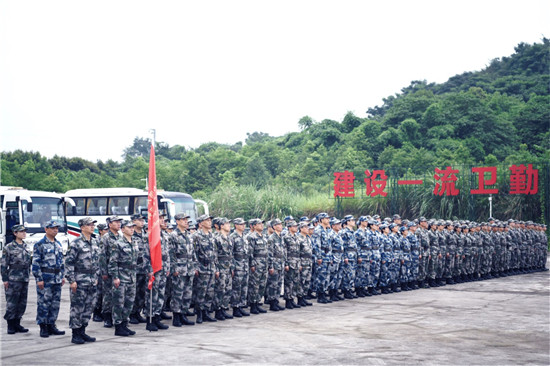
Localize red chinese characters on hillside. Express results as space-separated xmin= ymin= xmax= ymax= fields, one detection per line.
xmin=332 ymin=164 xmax=539 ymax=198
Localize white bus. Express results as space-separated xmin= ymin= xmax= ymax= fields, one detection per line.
xmin=0 ymin=186 xmax=74 ymax=255
xmin=65 ymin=187 xmax=208 ymax=239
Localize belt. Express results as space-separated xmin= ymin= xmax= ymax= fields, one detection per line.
xmin=253 ymin=253 xmax=267 ymax=258
xmin=402 ymin=250 xmax=410 ymax=253
xmin=359 ymin=246 xmax=368 ymax=250
xmin=234 ymin=254 xmax=246 ymax=260
xmin=9 ymin=264 xmax=28 ymax=270
xmin=332 ymin=249 xmax=343 ymax=253
xmin=372 ymin=246 xmax=379 ymax=250
xmin=218 ymin=255 xmax=231 ymax=261
xmin=41 ymin=268 xmax=61 ymax=274
xmin=300 ymin=255 xmax=312 ymax=259
xmin=118 ymin=263 xmax=136 ymax=270
xmin=75 ymin=268 xmax=95 ymax=274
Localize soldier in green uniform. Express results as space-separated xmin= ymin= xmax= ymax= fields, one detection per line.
xmin=100 ymin=216 xmax=122 ymax=328
xmin=1 ymin=225 xmax=31 ymax=334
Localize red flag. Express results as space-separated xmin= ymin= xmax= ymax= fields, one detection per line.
xmin=147 ymin=143 xmax=162 ymax=289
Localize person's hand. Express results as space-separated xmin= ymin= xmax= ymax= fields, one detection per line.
xmin=113 ymin=278 xmax=120 ymax=288
xmin=3 ymin=281 xmax=8 ymax=290
xmin=269 ymin=268 xmax=274 ymax=275
xmin=37 ymin=281 xmax=44 ymax=290
xmin=215 ymin=271 xmax=220 ymax=279
xmin=70 ymin=282 xmax=77 ymax=293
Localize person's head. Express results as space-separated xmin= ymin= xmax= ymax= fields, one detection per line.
xmin=218 ymin=218 xmax=231 ymax=233
xmin=392 ymin=214 xmax=402 ymax=225
xmin=131 ymin=214 xmax=145 ymax=230
xmin=12 ymin=224 xmax=27 ymax=242
xmin=399 ymin=226 xmax=408 ymax=237
xmin=317 ymin=213 xmax=330 ymax=228
xmin=271 ymin=219 xmax=283 ymax=234
xmin=175 ymin=213 xmax=190 ymax=230
xmin=254 ymin=219 xmax=264 ymax=233
xmin=232 ymin=218 xmax=246 ymax=233
xmin=79 ymin=217 xmax=97 ymax=237
xmin=197 ymin=215 xmax=213 ymax=231
xmin=120 ymin=220 xmax=135 ymax=237
xmin=299 ymin=222 xmax=309 ymax=235
xmin=287 ymin=220 xmax=298 ymax=234
xmin=106 ymin=216 xmax=122 ymax=232
xmin=44 ymin=220 xmax=61 ymax=239
xmin=342 ymin=215 xmax=356 ymax=228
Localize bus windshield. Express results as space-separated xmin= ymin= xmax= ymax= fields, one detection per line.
xmin=22 ymin=197 xmax=67 ymax=233
xmin=164 ymin=196 xmax=197 ymax=221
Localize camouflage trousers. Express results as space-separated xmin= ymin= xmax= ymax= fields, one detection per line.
xmin=329 ymin=260 xmax=343 ymax=291
xmin=436 ymin=255 xmax=445 ymax=279
xmin=145 ymin=271 xmax=167 ymax=316
xmin=112 ymin=282 xmax=136 ymax=325
xmin=428 ymin=254 xmax=438 ymax=279
xmin=131 ymin=274 xmax=148 ymax=315
xmin=369 ymin=258 xmax=381 ymax=288
xmin=231 ymin=269 xmax=249 ymax=308
xmin=464 ymin=255 xmax=473 ymax=275
xmin=418 ymin=251 xmax=429 ymax=281
xmin=454 ymin=254 xmax=463 ymax=276
xmin=101 ymin=276 xmax=113 ymax=316
xmin=444 ymin=254 xmax=455 ymax=279
xmin=355 ymin=257 xmax=370 ymax=288
xmin=194 ymin=271 xmax=215 ymax=311
xmin=283 ymin=267 xmax=299 ymax=300
xmin=297 ymin=265 xmax=312 ymax=297
xmin=310 ymin=260 xmax=317 ymax=293
xmin=70 ymin=284 xmax=97 ymax=329
xmin=163 ymin=276 xmax=172 ymax=311
xmin=94 ymin=274 xmax=103 ymax=312
xmin=214 ymin=269 xmax=233 ymax=310
xmin=171 ymin=274 xmax=194 ymax=313
xmin=3 ymin=281 xmax=28 ymax=320
xmin=389 ymin=258 xmax=400 ymax=285
xmin=36 ymin=283 xmax=62 ymax=325
xmin=400 ymin=258 xmax=412 ymax=282
xmin=341 ymin=257 xmax=357 ymax=291
xmin=248 ymin=264 xmax=268 ymax=304
xmin=315 ymin=258 xmax=330 ymax=294
xmin=410 ymin=258 xmax=420 ymax=281
xmin=379 ymin=259 xmax=392 ymax=287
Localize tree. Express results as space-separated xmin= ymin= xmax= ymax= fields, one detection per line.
xmin=298 ymin=116 xmax=314 ymax=130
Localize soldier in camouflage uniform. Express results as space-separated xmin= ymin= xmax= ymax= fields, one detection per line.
xmin=100 ymin=215 xmax=122 ymax=328
xmin=415 ymin=217 xmax=431 ymax=288
xmin=267 ymin=219 xmax=286 ymax=311
xmin=109 ymin=220 xmax=138 ymax=336
xmin=92 ymin=223 xmax=108 ymax=322
xmin=192 ymin=214 xmax=219 ymax=323
xmin=129 ymin=214 xmax=149 ymax=325
xmin=248 ymin=219 xmax=269 ymax=314
xmin=389 ymin=223 xmax=402 ymax=292
xmin=444 ymin=222 xmax=457 ymax=285
xmin=214 ymin=218 xmax=234 ymax=320
xmin=379 ymin=224 xmax=393 ymax=294
xmin=354 ymin=216 xmax=370 ymax=298
xmin=436 ymin=221 xmax=447 ymax=286
xmin=230 ymin=218 xmax=250 ymax=318
xmin=2 ymin=224 xmax=31 ymax=334
xmin=427 ymin=221 xmax=440 ymax=287
xmin=32 ymin=220 xmax=66 ymax=338
xmin=407 ymin=222 xmax=420 ymax=290
xmin=313 ymin=213 xmax=332 ymax=303
xmin=297 ymin=222 xmax=313 ymax=307
xmin=398 ymin=226 xmax=412 ymax=290
xmin=329 ymin=219 xmax=345 ymax=301
xmin=368 ymin=220 xmax=382 ymax=295
xmin=283 ymin=220 xmax=301 ymax=309
xmin=65 ymin=217 xmax=101 ymax=344
xmin=169 ymin=213 xmax=197 ymax=326
xmin=341 ymin=217 xmax=358 ymax=299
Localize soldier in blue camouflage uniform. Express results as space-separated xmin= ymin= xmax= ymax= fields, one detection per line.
xmin=444 ymin=222 xmax=457 ymax=285
xmin=32 ymin=220 xmax=66 ymax=338
xmin=92 ymin=223 xmax=108 ymax=322
xmin=368 ymin=220 xmax=382 ymax=295
xmin=129 ymin=214 xmax=150 ymax=325
xmin=267 ymin=219 xmax=286 ymax=311
xmin=297 ymin=222 xmax=313 ymax=307
xmin=379 ymin=224 xmax=393 ymax=294
xmin=283 ymin=220 xmax=301 ymax=309
xmin=230 ymin=218 xmax=250 ymax=318
xmin=389 ymin=223 xmax=402 ymax=292
xmin=2 ymin=224 xmax=31 ymax=334
xmin=109 ymin=220 xmax=138 ymax=336
xmin=100 ymin=215 xmax=122 ymax=328
xmin=248 ymin=219 xmax=269 ymax=314
xmin=398 ymin=226 xmax=412 ymax=291
xmin=354 ymin=216 xmax=370 ymax=298
xmin=341 ymin=217 xmax=358 ymax=299
xmin=169 ymin=213 xmax=197 ymax=326
xmin=192 ymin=214 xmax=219 ymax=323
xmin=313 ymin=213 xmax=332 ymax=304
xmin=65 ymin=217 xmax=101 ymax=344
xmin=407 ymin=222 xmax=420 ymax=290
xmin=415 ymin=217 xmax=431 ymax=288
xmin=329 ymin=219 xmax=345 ymax=301
xmin=214 ymin=218 xmax=234 ymax=320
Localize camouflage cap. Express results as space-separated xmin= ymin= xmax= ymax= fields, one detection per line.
xmin=392 ymin=214 xmax=401 ymax=220
xmin=270 ymin=218 xmax=283 ymax=227
xmin=232 ymin=218 xmax=246 ymax=225
xmin=299 ymin=216 xmax=309 ymax=222
xmin=379 ymin=223 xmax=388 ymax=230
xmin=106 ymin=216 xmax=122 ymax=224
xmin=399 ymin=226 xmax=408 ymax=232
xmin=44 ymin=220 xmax=62 ymax=228
xmin=131 ymin=213 xmax=145 ymax=220
xmin=218 ymin=217 xmax=229 ymax=225
xmin=299 ymin=221 xmax=309 ymax=229
xmin=316 ymin=212 xmax=329 ymax=219
xmin=389 ymin=223 xmax=397 ymax=230
xmin=286 ymin=220 xmax=298 ymax=227
xmin=357 ymin=216 xmax=368 ymax=224
xmin=407 ymin=221 xmax=417 ymax=227
xmin=249 ymin=218 xmax=264 ymax=226
xmin=97 ymin=223 xmax=108 ymax=231
xmin=78 ymin=217 xmax=97 ymax=227
xmin=120 ymin=220 xmax=135 ymax=228
xmin=175 ymin=213 xmax=191 ymax=220
xmin=373 ymin=214 xmax=381 ymax=220
xmin=418 ymin=216 xmax=427 ymax=222
xmin=11 ymin=224 xmax=26 ymax=232
xmin=284 ymin=216 xmax=294 ymax=221
xmin=197 ymin=214 xmax=213 ymax=223
xmin=330 ymin=218 xmax=342 ymax=226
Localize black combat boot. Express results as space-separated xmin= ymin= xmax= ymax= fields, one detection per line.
xmin=221 ymin=309 xmax=233 ymax=319
xmin=239 ymin=307 xmax=250 ymax=316
xmin=233 ymin=307 xmax=243 ymax=318
xmin=381 ymin=286 xmax=390 ymax=294
xmin=195 ymin=310 xmax=203 ymax=324
xmin=48 ymin=323 xmax=65 ymax=335
xmin=14 ymin=319 xmax=28 ymax=333
xmin=136 ymin=313 xmax=147 ymax=323
xmin=185 ymin=308 xmax=196 ymax=317
xmin=329 ymin=289 xmax=339 ymax=302
xmin=317 ymin=292 xmax=327 ymax=304
xmin=202 ymin=310 xmax=218 ymax=322
xmin=276 ymin=300 xmax=286 ymax=311
xmin=160 ymin=311 xmax=172 ymax=320
xmin=300 ymin=296 xmax=312 ymax=306
xmin=291 ymin=298 xmax=301 ymax=308
xmin=364 ymin=288 xmax=373 ymax=297
xmin=172 ymin=313 xmax=182 ymax=327
xmin=256 ymin=303 xmax=267 ymax=313
xmin=269 ymin=300 xmax=280 ymax=311
xmin=71 ymin=328 xmax=85 ymax=344
xmin=114 ymin=323 xmax=130 ymax=336
xmin=306 ymin=289 xmax=317 ymax=299
xmin=92 ymin=308 xmax=103 ymax=322
xmin=181 ymin=313 xmax=195 ymax=325
xmin=103 ymin=313 xmax=113 ymax=328
xmin=343 ymin=289 xmax=354 ymax=299
xmin=39 ymin=323 xmax=49 ymax=337
xmin=154 ymin=315 xmax=169 ymax=329
xmin=250 ymin=303 xmax=259 ymax=314
xmin=129 ymin=313 xmax=140 ymax=324
xmin=80 ymin=326 xmax=96 ymax=342
xmin=215 ymin=309 xmax=226 ymax=320
xmin=6 ymin=319 xmax=16 ymax=335
xmin=146 ymin=316 xmax=158 ymax=331
xmin=122 ymin=321 xmax=136 ymax=335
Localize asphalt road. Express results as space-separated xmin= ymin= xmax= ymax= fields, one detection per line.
xmin=1 ymin=264 xmax=549 ymax=365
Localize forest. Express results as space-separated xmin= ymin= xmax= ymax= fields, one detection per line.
xmin=1 ymin=39 xmax=549 ymax=224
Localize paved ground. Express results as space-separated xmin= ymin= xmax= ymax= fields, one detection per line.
xmin=1 ymin=265 xmax=549 ymax=365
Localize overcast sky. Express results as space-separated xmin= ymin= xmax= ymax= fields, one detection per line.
xmin=1 ymin=0 xmax=549 ymax=163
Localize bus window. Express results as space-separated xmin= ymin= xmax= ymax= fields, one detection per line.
xmin=23 ymin=197 xmax=66 ymax=231
xmin=109 ymin=197 xmax=129 ymax=215
xmin=132 ymin=196 xmax=148 ymax=216
xmin=67 ymin=197 xmax=86 ymax=216
xmin=87 ymin=197 xmax=107 ymax=216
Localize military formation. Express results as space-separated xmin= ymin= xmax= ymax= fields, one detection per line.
xmin=1 ymin=213 xmax=548 ymax=344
